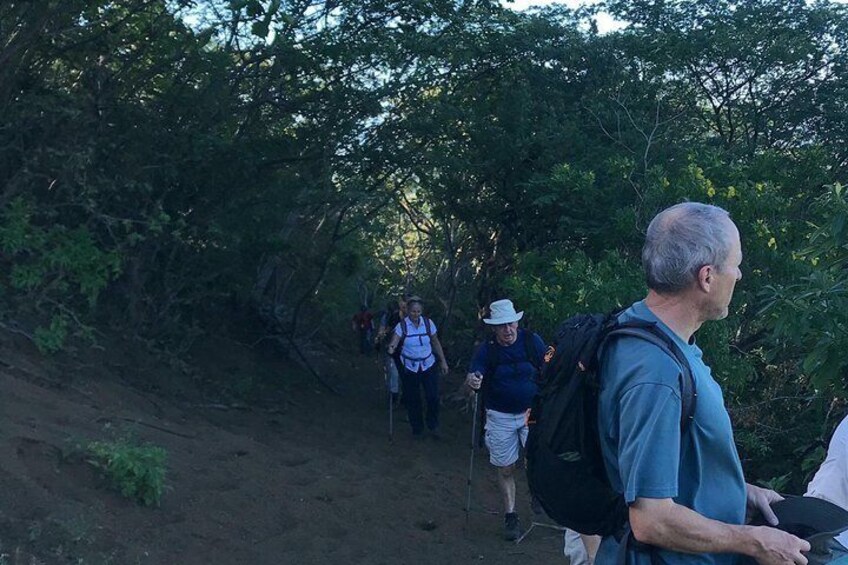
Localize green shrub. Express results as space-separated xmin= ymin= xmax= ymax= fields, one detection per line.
xmin=0 ymin=197 xmax=122 ymax=352
xmin=33 ymin=314 xmax=69 ymax=354
xmin=87 ymin=439 xmax=167 ymax=506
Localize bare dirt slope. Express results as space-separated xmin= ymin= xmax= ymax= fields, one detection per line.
xmin=0 ymin=330 xmax=564 ymax=564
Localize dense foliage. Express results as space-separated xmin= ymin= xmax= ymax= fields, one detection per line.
xmin=2 ymin=0 xmax=848 ymax=489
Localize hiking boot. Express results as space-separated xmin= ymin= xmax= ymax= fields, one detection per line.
xmin=428 ymin=428 xmax=442 ymax=441
xmin=504 ymin=512 xmax=521 ymax=541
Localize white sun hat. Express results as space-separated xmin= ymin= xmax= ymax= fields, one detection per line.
xmin=483 ymin=299 xmax=524 ymax=325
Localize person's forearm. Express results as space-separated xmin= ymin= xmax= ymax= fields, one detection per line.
xmin=631 ymin=499 xmax=771 ymax=558
xmin=632 ymin=500 xmax=730 ymax=554
xmin=432 ymin=339 xmax=447 ymax=364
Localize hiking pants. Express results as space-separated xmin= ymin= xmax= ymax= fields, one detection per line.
xmin=358 ymin=328 xmax=372 ymax=354
xmin=402 ymin=365 xmax=439 ymax=434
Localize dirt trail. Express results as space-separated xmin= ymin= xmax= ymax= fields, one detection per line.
xmin=0 ymin=332 xmax=564 ymax=564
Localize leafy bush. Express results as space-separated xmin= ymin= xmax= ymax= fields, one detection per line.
xmin=502 ymin=249 xmax=646 ymax=340
xmin=0 ymin=197 xmax=121 ymax=352
xmin=33 ymin=314 xmax=69 ymax=354
xmin=87 ymin=439 xmax=167 ymax=506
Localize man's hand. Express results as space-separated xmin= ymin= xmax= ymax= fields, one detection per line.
xmin=746 ymin=484 xmax=783 ymax=526
xmin=439 ymin=360 xmax=449 ymax=375
xmin=748 ymin=525 xmax=810 ymax=565
xmin=465 ymin=371 xmax=483 ymax=391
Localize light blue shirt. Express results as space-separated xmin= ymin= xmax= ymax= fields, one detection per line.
xmin=394 ymin=317 xmax=437 ymax=372
xmin=596 ymin=301 xmax=747 ymax=565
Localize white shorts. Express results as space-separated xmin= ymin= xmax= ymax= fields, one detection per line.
xmin=484 ymin=409 xmax=528 ymax=467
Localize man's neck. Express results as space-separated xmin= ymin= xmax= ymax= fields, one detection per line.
xmin=643 ymin=290 xmax=703 ymax=342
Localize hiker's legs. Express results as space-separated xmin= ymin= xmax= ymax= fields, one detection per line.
xmin=580 ymin=534 xmax=601 ymax=564
xmin=496 ymin=464 xmax=517 ymax=513
xmin=498 ymin=463 xmax=521 ymax=541
xmin=384 ymin=355 xmax=399 ymax=394
xmin=401 ymin=369 xmax=424 ymax=435
xmin=393 ymin=358 xmax=405 ymax=400
xmin=421 ymin=365 xmax=440 ymax=431
xmin=484 ymin=409 xmax=524 ymax=514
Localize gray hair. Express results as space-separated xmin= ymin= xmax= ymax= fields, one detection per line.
xmin=642 ymin=202 xmax=733 ymax=294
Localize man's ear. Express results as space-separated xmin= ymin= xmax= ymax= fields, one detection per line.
xmin=697 ymin=265 xmax=713 ymax=292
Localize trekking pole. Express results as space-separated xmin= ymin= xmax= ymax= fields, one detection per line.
xmin=388 ymin=373 xmax=394 ymax=443
xmin=381 ymin=357 xmax=394 ymax=443
xmin=465 ymin=391 xmax=480 ymax=526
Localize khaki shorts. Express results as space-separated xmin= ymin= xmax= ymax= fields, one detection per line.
xmin=484 ymin=409 xmax=528 ymax=467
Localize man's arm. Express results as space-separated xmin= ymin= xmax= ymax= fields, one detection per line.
xmin=465 ymin=342 xmax=490 ymax=391
xmin=629 ymin=498 xmax=809 ymax=565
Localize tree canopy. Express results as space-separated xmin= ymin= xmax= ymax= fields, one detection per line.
xmin=2 ymin=0 xmax=848 ymax=489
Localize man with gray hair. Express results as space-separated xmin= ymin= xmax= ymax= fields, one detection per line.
xmin=595 ymin=202 xmax=810 ymax=564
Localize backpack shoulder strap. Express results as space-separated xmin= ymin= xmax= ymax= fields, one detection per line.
xmin=523 ymin=330 xmax=542 ymax=371
xmin=482 ymin=338 xmax=500 ymax=375
xmin=606 ymin=323 xmax=697 ymax=429
xmin=424 ymin=317 xmax=433 ymax=338
xmin=398 ymin=317 xmax=408 ymax=345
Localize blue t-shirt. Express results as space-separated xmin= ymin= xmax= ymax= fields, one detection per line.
xmin=469 ymin=330 xmax=545 ymax=414
xmin=596 ymin=301 xmax=747 ymax=565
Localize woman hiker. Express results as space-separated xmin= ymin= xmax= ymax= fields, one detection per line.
xmin=387 ymin=296 xmax=449 ymax=440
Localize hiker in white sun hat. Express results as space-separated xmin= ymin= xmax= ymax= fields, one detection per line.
xmin=465 ymin=298 xmax=545 ymax=541
xmin=484 ymin=299 xmax=524 ymax=325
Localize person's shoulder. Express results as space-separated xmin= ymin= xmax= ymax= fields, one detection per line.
xmin=602 ymin=335 xmax=682 ymax=388
xmin=832 ymin=415 xmax=848 ymax=444
xmin=527 ymin=330 xmax=546 ymax=346
xmin=475 ymin=339 xmax=494 ymax=357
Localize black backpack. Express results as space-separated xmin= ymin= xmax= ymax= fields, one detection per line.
xmin=525 ymin=311 xmax=696 ymax=536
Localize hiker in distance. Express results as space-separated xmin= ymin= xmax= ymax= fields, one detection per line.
xmin=351 ymin=304 xmax=374 ymax=355
xmin=464 ymin=299 xmax=546 ymax=541
xmin=386 ymin=296 xmax=449 ymax=440
xmin=596 ymin=202 xmax=809 ymax=564
xmin=376 ymin=296 xmax=407 ymax=405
